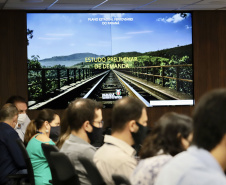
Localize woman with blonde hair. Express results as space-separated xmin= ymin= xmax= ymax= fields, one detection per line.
xmin=24 ymin=109 xmax=60 ymax=185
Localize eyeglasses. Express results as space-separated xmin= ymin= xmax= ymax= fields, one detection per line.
xmin=93 ymin=120 xmax=104 ymax=128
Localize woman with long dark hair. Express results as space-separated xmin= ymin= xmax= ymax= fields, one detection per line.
xmin=131 ymin=112 xmax=193 ymax=185
xmin=24 ymin=109 xmax=60 ymax=185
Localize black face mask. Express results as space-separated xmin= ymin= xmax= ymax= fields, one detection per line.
xmin=131 ymin=122 xmax=148 ymax=151
xmin=50 ymin=126 xmax=61 ymax=142
xmin=86 ymin=125 xmax=104 ymax=147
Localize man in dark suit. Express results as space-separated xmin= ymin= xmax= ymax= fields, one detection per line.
xmin=0 ymin=103 xmax=26 ymax=185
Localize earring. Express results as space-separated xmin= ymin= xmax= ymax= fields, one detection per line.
xmin=46 ymin=129 xmax=49 ymax=133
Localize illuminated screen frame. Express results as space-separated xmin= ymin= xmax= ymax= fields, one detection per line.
xmin=26 ymin=11 xmax=194 ymax=109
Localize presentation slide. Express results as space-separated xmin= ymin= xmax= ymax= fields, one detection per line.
xmin=27 ymin=12 xmax=193 ymax=109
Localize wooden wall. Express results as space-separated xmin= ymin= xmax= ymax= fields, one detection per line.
xmin=0 ymin=10 xmax=226 ymax=126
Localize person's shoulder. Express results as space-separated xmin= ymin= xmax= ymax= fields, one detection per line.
xmin=139 ymin=154 xmax=172 ymax=170
xmin=179 ymin=169 xmax=226 ymax=185
xmin=94 ymin=143 xmax=135 ymax=165
xmin=94 ymin=143 xmax=120 ymax=158
xmin=82 ymin=146 xmax=96 ymax=159
xmin=0 ymin=122 xmax=19 ymax=138
xmin=34 ymin=134 xmax=52 ymax=143
xmin=155 ymin=150 xmax=222 ymax=185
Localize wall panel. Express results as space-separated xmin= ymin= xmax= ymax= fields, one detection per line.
xmin=0 ymin=11 xmax=27 ymax=107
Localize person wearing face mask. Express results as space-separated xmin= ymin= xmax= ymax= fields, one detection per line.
xmin=6 ymin=96 xmax=31 ymax=141
xmin=60 ymin=98 xmax=103 ymax=185
xmin=131 ymin=112 xmax=193 ymax=185
xmin=0 ymin=103 xmax=27 ymax=185
xmin=24 ymin=109 xmax=58 ymax=185
xmin=49 ymin=114 xmax=61 ymax=142
xmin=94 ymin=97 xmax=148 ymax=185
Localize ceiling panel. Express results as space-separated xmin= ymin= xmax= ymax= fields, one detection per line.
xmin=136 ymin=4 xmax=188 ymax=10
xmin=180 ymin=4 xmax=226 ymax=10
xmin=1 ymin=0 xmax=226 ymax=10
xmin=102 ymin=0 xmax=154 ymax=4
xmin=94 ymin=4 xmax=146 ymax=10
xmin=197 ymin=0 xmax=226 ymax=4
xmin=48 ymin=4 xmax=99 ymax=10
xmin=151 ymin=0 xmax=199 ymax=4
xmin=92 ymin=0 xmax=151 ymax=10
xmin=4 ymin=0 xmax=56 ymax=9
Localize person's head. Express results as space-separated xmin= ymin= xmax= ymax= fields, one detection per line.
xmin=139 ymin=112 xmax=193 ymax=159
xmin=111 ymin=97 xmax=148 ymax=146
xmin=66 ymin=98 xmax=103 ymax=143
xmin=192 ymin=88 xmax=226 ymax=151
xmin=49 ymin=112 xmax=61 ymax=142
xmin=6 ymin=96 xmax=30 ymax=129
xmin=24 ymin=109 xmax=59 ymax=145
xmin=6 ymin=96 xmax=28 ymax=114
xmin=0 ymin=103 xmax=18 ymax=128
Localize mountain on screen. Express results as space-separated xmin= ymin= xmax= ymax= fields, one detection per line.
xmin=40 ymin=53 xmax=105 ymax=62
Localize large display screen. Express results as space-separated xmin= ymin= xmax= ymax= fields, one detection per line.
xmin=27 ymin=12 xmax=193 ymax=109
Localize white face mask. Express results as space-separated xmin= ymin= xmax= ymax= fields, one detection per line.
xmin=16 ymin=114 xmax=31 ymax=133
xmin=18 ymin=114 xmax=27 ymax=124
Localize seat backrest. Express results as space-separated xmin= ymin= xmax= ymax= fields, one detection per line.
xmin=41 ymin=143 xmax=59 ymax=185
xmin=16 ymin=139 xmax=35 ymax=185
xmin=78 ymin=156 xmax=106 ymax=185
xmin=112 ymin=174 xmax=131 ymax=185
xmin=50 ymin=151 xmax=80 ymax=185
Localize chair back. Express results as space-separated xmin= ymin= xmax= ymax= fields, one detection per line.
xmin=50 ymin=151 xmax=80 ymax=185
xmin=16 ymin=139 xmax=35 ymax=185
xmin=41 ymin=143 xmax=59 ymax=185
xmin=78 ymin=156 xmax=106 ymax=185
xmin=112 ymin=174 xmax=131 ymax=185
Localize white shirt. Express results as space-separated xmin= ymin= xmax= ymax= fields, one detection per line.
xmin=155 ymin=146 xmax=226 ymax=185
xmin=94 ymin=135 xmax=137 ymax=185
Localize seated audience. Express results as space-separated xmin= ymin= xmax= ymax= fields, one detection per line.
xmin=131 ymin=112 xmax=193 ymax=185
xmin=155 ymin=89 xmax=226 ymax=185
xmin=24 ymin=109 xmax=60 ymax=185
xmin=94 ymin=97 xmax=148 ymax=185
xmin=6 ymin=96 xmax=31 ymax=141
xmin=60 ymin=98 xmax=103 ymax=185
xmin=0 ymin=103 xmax=26 ymax=185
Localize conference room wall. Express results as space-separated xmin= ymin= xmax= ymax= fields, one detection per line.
xmin=0 ymin=11 xmax=226 ymax=127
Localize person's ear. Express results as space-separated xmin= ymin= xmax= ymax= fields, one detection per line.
xmin=178 ymin=133 xmax=190 ymax=150
xmin=128 ymin=120 xmax=138 ymax=133
xmin=83 ymin=121 xmax=92 ymax=132
xmin=44 ymin=121 xmax=49 ymax=129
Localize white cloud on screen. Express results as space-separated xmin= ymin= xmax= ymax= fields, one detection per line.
xmin=45 ymin=33 xmax=73 ymax=37
xmin=112 ymin=36 xmax=131 ymax=40
xmin=87 ymin=41 xmax=111 ymax=47
xmin=157 ymin=13 xmax=189 ymax=23
xmin=50 ymin=14 xmax=74 ymax=24
xmin=91 ymin=13 xmax=125 ymax=19
xmin=185 ymin=25 xmax=192 ymax=29
xmin=38 ymin=37 xmax=62 ymax=40
xmin=126 ymin=30 xmax=153 ymax=34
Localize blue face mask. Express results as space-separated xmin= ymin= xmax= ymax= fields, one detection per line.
xmin=50 ymin=126 xmax=61 ymax=142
